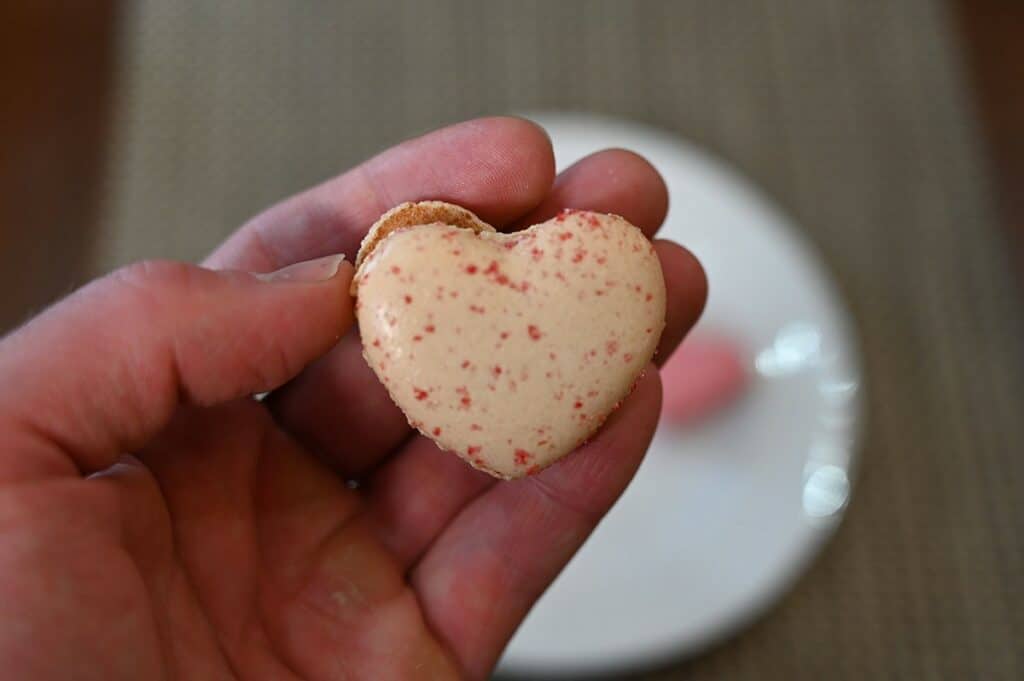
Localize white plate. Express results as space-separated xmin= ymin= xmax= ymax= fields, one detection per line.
xmin=498 ymin=113 xmax=864 ymax=677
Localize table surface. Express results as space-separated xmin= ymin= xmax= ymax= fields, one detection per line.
xmin=4 ymin=2 xmax=1023 ymax=679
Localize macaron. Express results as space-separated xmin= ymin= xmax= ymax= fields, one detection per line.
xmin=659 ymin=333 xmax=749 ymax=426
xmin=352 ymin=201 xmax=667 ymax=479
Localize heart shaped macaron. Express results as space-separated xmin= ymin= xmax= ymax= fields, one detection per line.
xmin=352 ymin=201 xmax=666 ymax=479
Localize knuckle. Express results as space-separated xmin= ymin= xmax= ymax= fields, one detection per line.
xmin=110 ymin=259 xmax=197 ymax=292
xmin=103 ymin=260 xmax=208 ymax=314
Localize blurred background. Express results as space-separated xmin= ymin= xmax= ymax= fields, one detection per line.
xmin=2 ymin=1 xmax=1022 ymax=678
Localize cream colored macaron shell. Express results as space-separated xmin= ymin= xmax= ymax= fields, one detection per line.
xmin=353 ymin=202 xmax=666 ymax=479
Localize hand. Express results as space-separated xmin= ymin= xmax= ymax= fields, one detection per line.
xmin=0 ymin=118 xmax=706 ymax=680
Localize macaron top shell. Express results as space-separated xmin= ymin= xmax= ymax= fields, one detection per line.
xmin=353 ymin=202 xmax=666 ymax=479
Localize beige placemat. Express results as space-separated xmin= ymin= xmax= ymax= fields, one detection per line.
xmin=99 ymin=2 xmax=1024 ymax=678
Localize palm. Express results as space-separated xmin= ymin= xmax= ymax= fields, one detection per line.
xmin=66 ymin=401 xmax=460 ymax=679
xmin=17 ymin=389 xmax=663 ymax=680
xmin=0 ymin=119 xmax=706 ymax=680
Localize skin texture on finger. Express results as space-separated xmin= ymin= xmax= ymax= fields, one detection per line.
xmin=411 ymin=367 xmax=664 ymax=680
xmin=0 ymin=259 xmax=353 ymax=482
xmin=266 ymin=147 xmax=679 ymax=479
xmin=363 ymin=436 xmax=496 ymax=566
xmin=361 ymin=240 xmax=705 ymax=569
xmin=206 ymin=117 xmax=556 ymax=272
xmin=510 ymin=148 xmax=669 ymax=238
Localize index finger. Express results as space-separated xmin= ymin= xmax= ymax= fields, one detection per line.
xmin=206 ymin=117 xmax=556 ymax=272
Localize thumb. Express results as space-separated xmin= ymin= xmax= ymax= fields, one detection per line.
xmin=0 ymin=255 xmax=353 ymax=482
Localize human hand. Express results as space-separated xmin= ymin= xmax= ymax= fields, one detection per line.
xmin=0 ymin=118 xmax=706 ymax=680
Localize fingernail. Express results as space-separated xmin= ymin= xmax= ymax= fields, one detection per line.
xmin=257 ymin=254 xmax=347 ymax=283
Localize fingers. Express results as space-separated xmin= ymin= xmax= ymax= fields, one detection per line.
xmin=410 ymin=368 xmax=664 ymax=680
xmin=206 ymin=116 xmax=556 ymax=272
xmin=265 ymin=148 xmax=677 ymax=479
xmin=362 ymin=240 xmax=706 ymax=569
xmin=363 ymin=436 xmax=496 ymax=566
xmin=265 ymin=332 xmax=410 ymax=477
xmin=511 ymin=148 xmax=669 ymax=237
xmin=653 ymin=239 xmax=708 ymax=364
xmin=0 ymin=256 xmax=353 ymax=482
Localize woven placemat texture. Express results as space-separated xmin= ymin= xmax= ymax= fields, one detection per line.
xmin=98 ymin=2 xmax=1023 ymax=678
